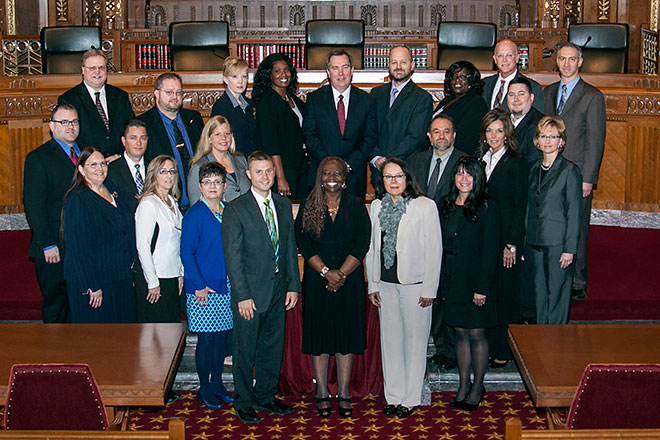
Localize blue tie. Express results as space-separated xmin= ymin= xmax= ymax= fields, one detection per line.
xmin=264 ymin=199 xmax=279 ymax=271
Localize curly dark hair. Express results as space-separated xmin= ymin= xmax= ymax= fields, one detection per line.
xmin=251 ymin=53 xmax=299 ymax=106
xmin=443 ymin=60 xmax=484 ymax=96
xmin=478 ymin=108 xmax=521 ymax=158
xmin=441 ymin=156 xmax=489 ymax=223
xmin=375 ymin=157 xmax=423 ymax=200
xmin=302 ymin=156 xmax=348 ymax=239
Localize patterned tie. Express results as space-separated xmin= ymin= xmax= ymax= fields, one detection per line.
xmin=389 ymin=87 xmax=399 ymax=108
xmin=69 ymin=147 xmax=78 ymax=165
xmin=171 ymin=120 xmax=191 ymax=178
xmin=95 ymin=91 xmax=109 ymax=131
xmin=427 ymin=157 xmax=442 ymax=197
xmin=134 ymin=163 xmax=144 ymax=194
xmin=337 ymin=94 xmax=346 ymax=136
xmin=494 ymin=79 xmax=506 ymax=108
xmin=557 ymin=84 xmax=568 ymax=115
xmin=264 ymin=199 xmax=280 ymax=271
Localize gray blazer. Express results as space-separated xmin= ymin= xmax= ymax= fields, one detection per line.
xmin=187 ymin=152 xmax=250 ymax=205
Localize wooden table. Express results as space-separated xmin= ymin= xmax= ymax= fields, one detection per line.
xmin=0 ymin=323 xmax=186 ymax=407
xmin=508 ymin=324 xmax=660 ymax=408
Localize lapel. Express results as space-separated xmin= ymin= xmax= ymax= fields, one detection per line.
xmin=47 ymin=139 xmax=77 ymax=172
xmin=120 ymin=157 xmax=139 ymax=192
xmin=344 ymin=86 xmax=361 ymax=135
xmin=417 ymin=150 xmax=433 ymax=191
xmin=320 ymin=86 xmax=342 ymax=135
xmin=386 ymin=81 xmax=413 ymax=119
xmin=547 ymin=83 xmax=560 ymax=116
xmin=248 ymin=191 xmax=276 ymax=248
xmin=105 ymin=85 xmax=117 ymax=131
xmin=489 ymin=149 xmax=511 ymax=184
xmin=517 ymin=109 xmax=535 ymax=132
xmin=536 ymin=154 xmax=564 ymax=192
xmin=78 ymin=83 xmax=109 ymax=132
xmin=436 ymin=149 xmax=459 ymax=193
xmin=561 ymin=78 xmax=584 ymax=116
xmin=484 ymin=75 xmax=497 ymax=102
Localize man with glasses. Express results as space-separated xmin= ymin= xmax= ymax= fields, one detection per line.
xmin=138 ymin=72 xmax=204 ymax=210
xmin=23 ymin=104 xmax=83 ymax=323
xmin=58 ymin=49 xmax=135 ymax=158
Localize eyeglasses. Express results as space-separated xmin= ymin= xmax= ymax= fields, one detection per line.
xmin=85 ymin=161 xmax=108 ymax=169
xmin=51 ymin=119 xmax=80 ymax=127
xmin=201 ymin=179 xmax=225 ymax=187
xmin=83 ymin=65 xmax=107 ymax=72
xmin=158 ymin=169 xmax=177 ymax=176
xmin=159 ymin=89 xmax=184 ymax=97
xmin=383 ymin=174 xmax=405 ymax=181
xmin=539 ymin=135 xmax=561 ymax=141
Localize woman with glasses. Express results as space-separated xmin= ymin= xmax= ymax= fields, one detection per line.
xmin=525 ymin=116 xmax=582 ymax=324
xmin=133 ymin=155 xmax=184 ymax=323
xmin=62 ymin=147 xmax=137 ymax=323
xmin=180 ymin=162 xmax=234 ymax=409
xmin=188 ymin=116 xmax=250 ymax=205
xmin=365 ymin=158 xmax=442 ymax=419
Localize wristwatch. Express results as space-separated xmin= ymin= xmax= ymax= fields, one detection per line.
xmin=320 ymin=266 xmax=330 ymax=277
xmin=507 ymin=245 xmax=517 ymax=253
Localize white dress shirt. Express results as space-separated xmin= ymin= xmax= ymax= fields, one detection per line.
xmin=123 ymin=151 xmax=145 ymax=184
xmin=251 ymin=187 xmax=279 ymax=236
xmin=84 ymin=82 xmax=108 ymax=117
xmin=483 ymin=146 xmax=508 ymax=180
xmin=331 ymin=85 xmax=351 ymax=120
xmin=490 ymin=71 xmax=517 ymax=109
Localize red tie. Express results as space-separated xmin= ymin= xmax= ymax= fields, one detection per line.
xmin=337 ymin=94 xmax=346 ymax=136
xmin=70 ymin=147 xmax=78 ymax=165
xmin=494 ymin=79 xmax=506 ymax=108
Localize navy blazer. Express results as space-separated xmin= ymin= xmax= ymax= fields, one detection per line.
xmin=514 ymin=107 xmax=544 ymax=164
xmin=303 ymin=84 xmax=378 ymax=197
xmin=482 ymin=71 xmax=545 ymax=113
xmin=210 ymin=91 xmax=256 ymax=157
xmin=107 ymin=156 xmax=149 ymax=214
xmin=525 ymin=154 xmax=582 ymax=251
xmin=409 ymin=148 xmax=466 ymax=207
xmin=58 ymin=82 xmax=135 ymax=156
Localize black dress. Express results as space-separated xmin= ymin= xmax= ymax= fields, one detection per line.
xmin=441 ymin=203 xmax=500 ymax=329
xmin=435 ymin=90 xmax=488 ymax=156
xmin=295 ymin=193 xmax=371 ymax=355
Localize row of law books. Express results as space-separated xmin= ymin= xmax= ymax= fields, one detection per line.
xmin=136 ymin=44 xmax=171 ymax=70
xmin=364 ymin=44 xmax=428 ymax=69
xmin=236 ymin=43 xmax=306 ymax=69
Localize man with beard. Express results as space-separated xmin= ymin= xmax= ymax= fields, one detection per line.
xmin=410 ymin=114 xmax=466 ymax=369
xmin=370 ymin=46 xmax=433 ymax=184
xmin=507 ymin=77 xmax=544 ymax=165
xmin=138 ymin=73 xmax=204 ymax=210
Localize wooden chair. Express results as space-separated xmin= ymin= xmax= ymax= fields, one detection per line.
xmin=506 ymin=417 xmax=660 ymax=440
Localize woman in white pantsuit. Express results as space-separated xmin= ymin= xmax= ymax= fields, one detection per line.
xmin=366 ymin=158 xmax=442 ymax=419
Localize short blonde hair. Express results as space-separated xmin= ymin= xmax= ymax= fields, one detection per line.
xmin=223 ymin=56 xmax=248 ymax=77
xmin=190 ymin=116 xmax=237 ymax=165
xmin=534 ymin=116 xmax=567 ymax=152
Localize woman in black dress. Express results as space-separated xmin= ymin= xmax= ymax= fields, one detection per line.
xmin=295 ymin=157 xmax=371 ymax=418
xmin=441 ymin=156 xmax=500 ymax=411
xmin=433 ymin=61 xmax=489 ymax=156
xmin=252 ymin=53 xmax=307 ymax=199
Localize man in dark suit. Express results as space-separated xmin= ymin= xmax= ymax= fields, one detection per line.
xmin=137 ymin=73 xmax=204 ymax=209
xmin=507 ymin=77 xmax=544 ymax=164
xmin=482 ymin=39 xmax=544 ymax=113
xmin=222 ymin=151 xmax=300 ymax=424
xmin=303 ymin=49 xmax=378 ymax=198
xmin=410 ymin=114 xmax=466 ymax=369
xmin=370 ymin=46 xmax=433 ymax=184
xmin=544 ymin=42 xmax=606 ymax=301
xmin=23 ymin=104 xmax=82 ymax=323
xmin=107 ymin=119 xmax=149 ymax=214
xmin=58 ymin=49 xmax=135 ymax=158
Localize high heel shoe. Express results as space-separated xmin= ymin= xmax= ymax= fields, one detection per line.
xmin=337 ymin=397 xmax=352 ymax=418
xmin=449 ymin=385 xmax=471 ymax=409
xmin=214 ymin=391 xmax=234 ymax=403
xmin=316 ymin=397 xmax=332 ymax=418
xmin=463 ymin=388 xmax=486 ymax=412
xmin=197 ymin=390 xmax=223 ymax=410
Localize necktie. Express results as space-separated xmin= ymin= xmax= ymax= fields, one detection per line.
xmin=172 ymin=120 xmax=191 ymax=178
xmin=264 ymin=199 xmax=279 ymax=271
xmin=95 ymin=91 xmax=109 ymax=131
xmin=70 ymin=147 xmax=78 ymax=165
xmin=557 ymin=84 xmax=568 ymax=115
xmin=389 ymin=87 xmax=399 ymax=108
xmin=337 ymin=94 xmax=346 ymax=136
xmin=427 ymin=157 xmax=442 ymax=197
xmin=134 ymin=163 xmax=144 ymax=194
xmin=494 ymin=79 xmax=506 ymax=108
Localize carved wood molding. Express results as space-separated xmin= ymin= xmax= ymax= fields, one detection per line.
xmin=628 ymin=95 xmax=660 ymax=114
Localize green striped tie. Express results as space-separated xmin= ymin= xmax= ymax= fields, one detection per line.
xmin=264 ymin=199 xmax=279 ymax=269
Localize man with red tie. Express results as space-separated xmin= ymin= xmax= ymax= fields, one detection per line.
xmin=303 ymin=49 xmax=378 ymax=198
xmin=23 ymin=104 xmax=83 ymax=322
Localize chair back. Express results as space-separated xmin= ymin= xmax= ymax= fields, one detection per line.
xmin=4 ymin=363 xmax=108 ymax=430
xmin=306 ymin=20 xmax=364 ymax=69
xmin=567 ymin=363 xmax=660 ymax=429
xmin=568 ymin=23 xmax=629 ymax=73
xmin=40 ymin=26 xmax=102 ymax=74
xmin=169 ymin=21 xmax=229 ymax=71
xmin=436 ymin=22 xmax=496 ymax=71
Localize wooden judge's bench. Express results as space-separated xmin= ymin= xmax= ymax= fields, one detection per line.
xmin=0 ymin=69 xmax=658 ymax=214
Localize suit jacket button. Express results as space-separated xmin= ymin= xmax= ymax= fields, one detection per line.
xmin=123 ymin=250 xmax=127 ymax=254
xmin=535 ymin=215 xmax=539 ymax=219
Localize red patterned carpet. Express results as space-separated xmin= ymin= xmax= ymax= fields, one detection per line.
xmin=128 ymin=391 xmax=546 ymax=440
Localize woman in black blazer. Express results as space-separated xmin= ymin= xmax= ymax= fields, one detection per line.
xmin=62 ymin=147 xmax=137 ymax=323
xmin=210 ymin=56 xmax=255 ymax=157
xmin=525 ymin=116 xmax=582 ymax=324
xmin=252 ymin=53 xmax=307 ymax=200
xmin=478 ymin=109 xmax=528 ymax=369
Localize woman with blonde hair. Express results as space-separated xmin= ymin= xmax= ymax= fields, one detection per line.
xmin=188 ymin=115 xmax=250 ymax=204
xmin=134 ymin=154 xmax=184 ymax=322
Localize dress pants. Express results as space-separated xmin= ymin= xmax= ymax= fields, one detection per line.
xmin=573 ymin=194 xmax=592 ymax=290
xmin=34 ymin=258 xmax=70 ymax=323
xmin=430 ymin=297 xmax=456 ymax=359
xmin=526 ymin=243 xmax=574 ymax=324
xmin=487 ymin=259 xmax=521 ymax=360
xmin=231 ymin=274 xmax=285 ymax=410
xmin=378 ymin=282 xmax=432 ymax=408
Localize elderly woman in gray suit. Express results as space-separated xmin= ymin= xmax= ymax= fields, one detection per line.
xmin=366 ymin=158 xmax=442 ymax=419
xmin=188 ymin=116 xmax=251 ymax=204
xmin=525 ymin=116 xmax=582 ymax=324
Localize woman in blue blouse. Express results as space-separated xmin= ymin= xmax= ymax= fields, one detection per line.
xmin=180 ymin=162 xmax=233 ymax=409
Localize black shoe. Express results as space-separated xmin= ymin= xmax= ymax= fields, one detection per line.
xmin=235 ymin=407 xmax=261 ymax=424
xmin=463 ymin=389 xmax=486 ymax=412
xmin=383 ymin=404 xmax=397 ymax=416
xmin=337 ymin=397 xmax=352 ymax=418
xmin=395 ymin=405 xmax=416 ymax=418
xmin=167 ymin=390 xmax=182 ymax=403
xmin=489 ymin=359 xmax=509 ymax=369
xmin=197 ymin=390 xmax=222 ymax=410
xmin=316 ymin=397 xmax=332 ymax=418
xmin=255 ymin=399 xmax=293 ymax=415
xmin=571 ymin=288 xmax=587 ymax=301
xmin=449 ymin=396 xmax=466 ymax=409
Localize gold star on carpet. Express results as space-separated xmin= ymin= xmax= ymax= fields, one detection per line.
xmin=440 ymin=425 xmax=451 ymax=431
xmin=218 ymin=423 xmax=239 ymax=432
xmin=362 ymin=393 xmax=378 ymax=401
xmin=131 ymin=408 xmax=146 ymax=415
xmin=497 ymin=393 xmax=514 ymax=400
xmin=221 ymin=408 xmax=235 ymax=416
xmin=462 ymin=416 xmax=472 ymax=422
xmin=273 ymin=417 xmax=283 ymax=422
xmin=528 ymin=415 xmax=545 ymax=424
xmin=196 ymin=415 xmax=217 ymax=424
xmin=128 ymin=423 xmax=142 ymax=431
xmin=175 ymin=408 xmax=194 ymax=416
xmin=367 ymin=401 xmax=376 ymax=407
xmin=292 ymin=400 xmax=310 ymax=409
xmin=414 ymin=408 xmax=427 ymax=416
xmin=315 ymin=423 xmax=335 ymax=433
xmin=191 ymin=433 xmax=213 ymax=440
xmin=467 ymin=434 xmax=477 ymax=438
xmin=340 ymin=434 xmax=360 ymax=440
xmin=362 ymin=408 xmax=381 ymax=416
xmin=418 ymin=435 xmax=428 ymax=440
xmin=386 ymin=417 xmax=403 ymax=425
xmin=271 ymin=435 xmax=281 ymax=439
xmin=266 ymin=424 xmax=286 ymax=433
xmin=150 ymin=415 xmax=168 ymax=424
xmin=370 ymin=436 xmax=379 ymax=439
xmin=368 ymin=417 xmax=377 ymax=423
xmin=290 ymin=434 xmax=311 ymax=440
xmin=523 ymin=400 xmax=535 ymax=407
xmin=481 ymin=399 xmax=494 ymax=408
xmin=183 ymin=401 xmax=193 ymax=407
xmin=339 ymin=417 xmax=356 ymax=425
xmin=411 ymin=423 xmax=430 ymax=432
xmin=502 ymin=407 xmax=520 ymax=416
xmin=437 ymin=433 xmax=457 ymax=440
xmin=291 ymin=416 xmax=310 ymax=424
xmin=222 ymin=434 xmax=232 ymax=439
xmin=363 ymin=423 xmax=383 ymax=433
xmin=487 ymin=433 xmax=504 ymax=440
xmin=391 ymin=426 xmax=402 ymax=431
xmin=296 ymin=426 xmax=306 ymax=431
xmin=248 ymin=426 xmax=258 ymax=431
xmin=480 ymin=415 xmax=500 ymax=424
xmin=181 ymin=391 xmax=195 ymax=399
xmin=460 ymin=423 xmax=477 ymax=432
xmin=432 ymin=400 xmax=449 ymax=408
xmin=434 ymin=415 xmax=453 ymax=424
xmin=240 ymin=434 xmax=262 ymax=440
xmin=320 ymin=435 xmax=330 ymax=440
xmin=388 ymin=433 xmax=408 ymax=440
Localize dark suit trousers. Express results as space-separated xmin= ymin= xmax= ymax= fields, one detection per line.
xmin=573 ymin=194 xmax=592 ymax=290
xmin=526 ymin=243 xmax=574 ymax=324
xmin=34 ymin=259 xmax=70 ymax=323
xmin=487 ymin=261 xmax=521 ymax=360
xmin=231 ymin=273 xmax=285 ymax=409
xmin=430 ymin=298 xmax=456 ymax=358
